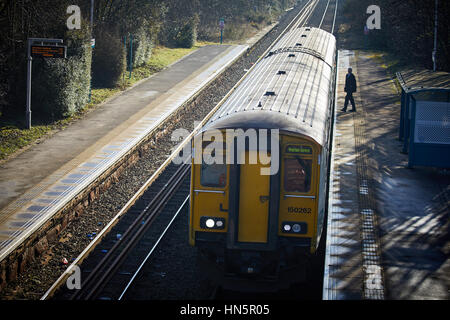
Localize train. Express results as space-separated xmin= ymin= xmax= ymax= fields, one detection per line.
xmin=189 ymin=26 xmax=337 ymax=290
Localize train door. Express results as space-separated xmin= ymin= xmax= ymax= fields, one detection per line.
xmin=237 ymin=150 xmax=270 ymax=243
xmin=227 ymin=136 xmax=279 ymax=251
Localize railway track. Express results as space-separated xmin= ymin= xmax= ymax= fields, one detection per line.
xmin=69 ymin=163 xmax=190 ymax=300
xmin=42 ymin=0 xmax=339 ymax=301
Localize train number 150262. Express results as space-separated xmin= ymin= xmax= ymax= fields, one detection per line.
xmin=288 ymin=207 xmax=312 ymax=214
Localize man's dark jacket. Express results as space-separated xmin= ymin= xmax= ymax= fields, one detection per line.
xmin=345 ymin=73 xmax=357 ymax=93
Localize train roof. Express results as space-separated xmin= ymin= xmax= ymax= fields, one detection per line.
xmin=202 ymin=27 xmax=336 ymax=147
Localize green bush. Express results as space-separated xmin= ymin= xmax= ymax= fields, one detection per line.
xmin=176 ymin=21 xmax=198 ymax=48
xmin=162 ymin=15 xmax=199 ymax=48
xmin=92 ymin=30 xmax=126 ymax=88
xmin=0 ymin=49 xmax=7 ymax=117
xmin=31 ymin=27 xmax=92 ymax=120
xmin=131 ymin=26 xmax=156 ymax=68
xmin=195 ymin=0 xmax=297 ymax=42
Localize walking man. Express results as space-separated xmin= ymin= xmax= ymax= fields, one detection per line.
xmin=341 ymin=67 xmax=357 ymax=112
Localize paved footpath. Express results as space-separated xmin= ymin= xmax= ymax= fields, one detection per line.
xmin=324 ymin=49 xmax=449 ymax=300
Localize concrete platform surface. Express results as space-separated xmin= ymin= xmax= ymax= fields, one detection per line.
xmin=324 ymin=49 xmax=449 ymax=300
xmin=355 ymin=51 xmax=450 ymax=300
xmin=323 ymin=50 xmax=366 ymax=300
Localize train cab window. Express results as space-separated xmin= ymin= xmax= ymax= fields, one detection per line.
xmin=284 ymin=158 xmax=312 ymax=193
xmin=201 ymin=163 xmax=227 ymax=188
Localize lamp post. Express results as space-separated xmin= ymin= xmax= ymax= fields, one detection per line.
xmin=219 ymin=18 xmax=224 ymax=44
xmin=129 ymin=34 xmax=133 ymax=79
xmin=89 ymin=0 xmax=94 ymax=102
xmin=91 ymin=0 xmax=94 ymax=30
xmin=432 ymin=0 xmax=438 ymax=71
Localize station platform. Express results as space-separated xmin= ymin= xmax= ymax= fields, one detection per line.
xmin=0 ymin=43 xmax=251 ymax=267
xmin=323 ymin=50 xmax=450 ymax=300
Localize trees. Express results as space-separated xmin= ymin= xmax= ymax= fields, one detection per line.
xmin=343 ymin=0 xmax=449 ymax=71
xmin=90 ymin=0 xmax=165 ymax=86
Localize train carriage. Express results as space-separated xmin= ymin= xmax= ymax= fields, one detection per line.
xmin=189 ymin=27 xmax=336 ymax=287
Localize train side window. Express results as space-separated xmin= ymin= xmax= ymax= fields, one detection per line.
xmin=284 ymin=158 xmax=312 ymax=193
xmin=201 ymin=163 xmax=227 ymax=188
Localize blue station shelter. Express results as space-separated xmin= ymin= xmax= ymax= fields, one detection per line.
xmin=397 ymin=69 xmax=450 ymax=168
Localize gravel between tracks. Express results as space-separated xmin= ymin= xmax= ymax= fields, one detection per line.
xmin=0 ymin=4 xmax=306 ymax=300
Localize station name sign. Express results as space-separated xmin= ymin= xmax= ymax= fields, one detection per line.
xmin=31 ymin=45 xmax=67 ymax=59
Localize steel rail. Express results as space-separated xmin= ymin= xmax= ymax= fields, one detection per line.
xmin=331 ymin=0 xmax=338 ymax=34
xmin=70 ymin=163 xmax=190 ymax=300
xmin=318 ymin=0 xmax=332 ymax=29
xmin=84 ymin=165 xmax=190 ymax=300
xmin=118 ymin=195 xmax=190 ymax=300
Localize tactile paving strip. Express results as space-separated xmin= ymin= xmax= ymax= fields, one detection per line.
xmin=324 ymin=50 xmax=385 ymax=300
xmin=352 ymin=51 xmax=385 ymax=300
xmin=323 ymin=50 xmax=363 ymax=300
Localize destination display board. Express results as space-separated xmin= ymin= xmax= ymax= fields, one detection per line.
xmin=31 ymin=45 xmax=67 ymax=58
xmin=285 ymin=145 xmax=313 ymax=155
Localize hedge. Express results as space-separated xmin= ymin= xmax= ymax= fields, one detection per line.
xmin=92 ymin=29 xmax=127 ymax=88
xmin=131 ymin=25 xmax=157 ymax=68
xmin=31 ymin=28 xmax=92 ymax=120
xmin=161 ymin=15 xmax=199 ymax=48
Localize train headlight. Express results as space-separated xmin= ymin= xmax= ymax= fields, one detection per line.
xmin=282 ymin=222 xmax=307 ymax=234
xmin=200 ymin=217 xmax=226 ymax=230
xmin=205 ymin=219 xmax=215 ymax=228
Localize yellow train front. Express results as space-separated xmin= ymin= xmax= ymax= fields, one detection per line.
xmin=189 ymin=27 xmax=336 ymax=289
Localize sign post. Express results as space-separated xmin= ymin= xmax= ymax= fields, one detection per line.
xmin=26 ymin=38 xmax=66 ymax=129
xmin=432 ymin=0 xmax=438 ymax=71
xmin=89 ymin=0 xmax=95 ymax=102
xmin=123 ymin=35 xmax=127 ymax=84
xmin=129 ymin=34 xmax=133 ymax=79
xmin=219 ymin=18 xmax=225 ymax=44
xmin=363 ymin=25 xmax=369 ymax=49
